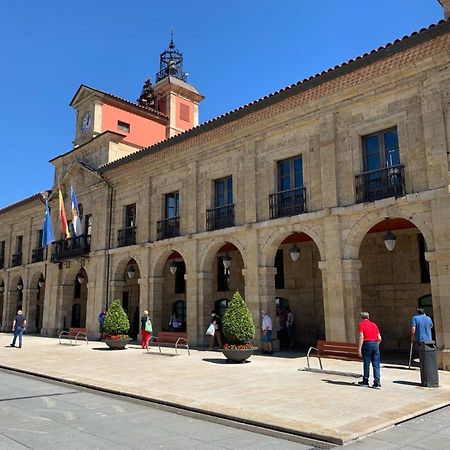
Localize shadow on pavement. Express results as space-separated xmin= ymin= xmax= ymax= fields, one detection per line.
xmin=383 ymin=365 xmax=419 ymax=371
xmin=393 ymin=380 xmax=423 ymax=387
xmin=202 ymin=358 xmax=251 ymax=365
xmin=322 ymin=379 xmax=361 ymax=387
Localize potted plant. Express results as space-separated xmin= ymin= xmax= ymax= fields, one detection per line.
xmin=221 ymin=290 xmax=256 ymax=362
xmin=103 ymin=299 xmax=131 ymax=350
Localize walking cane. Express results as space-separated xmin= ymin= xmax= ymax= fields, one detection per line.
xmin=408 ymin=340 xmax=413 ymax=369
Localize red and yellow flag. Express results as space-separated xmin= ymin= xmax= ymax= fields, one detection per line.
xmin=58 ymin=185 xmax=70 ymax=239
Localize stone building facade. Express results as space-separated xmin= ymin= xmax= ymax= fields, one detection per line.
xmin=1 ymin=6 xmax=450 ymax=369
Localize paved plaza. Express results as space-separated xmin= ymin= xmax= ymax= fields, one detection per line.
xmin=1 ymin=335 xmax=450 ymax=445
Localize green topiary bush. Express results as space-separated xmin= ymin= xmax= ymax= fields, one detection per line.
xmin=222 ymin=291 xmax=255 ymax=344
xmin=104 ymin=299 xmax=130 ymax=337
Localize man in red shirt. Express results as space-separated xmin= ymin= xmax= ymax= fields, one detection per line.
xmin=358 ymin=312 xmax=382 ymax=389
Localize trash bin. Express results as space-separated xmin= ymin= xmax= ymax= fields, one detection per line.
xmin=418 ymin=341 xmax=439 ymax=387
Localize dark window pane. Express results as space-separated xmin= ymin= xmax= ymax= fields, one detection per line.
xmin=367 ymin=154 xmax=381 ymax=172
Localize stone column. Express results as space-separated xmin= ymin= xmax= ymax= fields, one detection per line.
xmin=256 ymin=266 xmax=277 ymax=348
xmin=197 ymin=272 xmax=213 ymax=347
xmin=85 ymin=281 xmax=97 ymax=338
xmin=148 ymin=276 xmax=164 ymax=334
xmin=426 ymin=251 xmax=450 ymax=370
xmin=26 ymin=287 xmax=39 ymax=333
xmin=319 ymin=260 xmax=347 ymax=342
xmin=184 ymin=272 xmax=199 ymax=346
xmin=342 ymin=259 xmax=363 ymax=341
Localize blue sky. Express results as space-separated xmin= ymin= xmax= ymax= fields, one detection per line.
xmin=0 ymin=0 xmax=444 ymax=209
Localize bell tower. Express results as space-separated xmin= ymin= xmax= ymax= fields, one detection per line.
xmin=151 ymin=33 xmax=204 ymax=138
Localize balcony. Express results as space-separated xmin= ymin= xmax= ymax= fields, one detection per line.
xmin=31 ymin=247 xmax=44 ymax=263
xmin=0 ymin=256 xmax=4 ymax=270
xmin=355 ymin=165 xmax=406 ymax=203
xmin=117 ymin=226 xmax=136 ymax=247
xmin=51 ymin=235 xmax=91 ymax=262
xmin=11 ymin=253 xmax=23 ymax=267
xmin=157 ymin=216 xmax=180 ymax=240
xmin=269 ymin=187 xmax=306 ymax=219
xmin=206 ymin=204 xmax=235 ymax=231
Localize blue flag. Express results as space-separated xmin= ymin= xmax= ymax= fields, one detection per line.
xmin=42 ymin=201 xmax=55 ymax=247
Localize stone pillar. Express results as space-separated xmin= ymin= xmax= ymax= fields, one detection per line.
xmin=342 ymin=259 xmax=363 ymax=341
xmin=197 ymin=272 xmax=213 ymax=347
xmin=184 ymin=272 xmax=199 ymax=346
xmin=319 ymin=260 xmax=348 ymax=342
xmin=85 ymin=281 xmax=98 ymax=338
xmin=148 ymin=276 xmax=164 ymax=334
xmin=26 ymin=287 xmax=39 ymax=333
xmin=426 ymin=251 xmax=450 ymax=369
xmin=0 ymin=291 xmax=5 ymax=332
xmin=256 ymin=266 xmax=277 ymax=347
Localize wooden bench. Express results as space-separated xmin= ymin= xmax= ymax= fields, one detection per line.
xmin=306 ymin=340 xmax=359 ymax=371
xmin=147 ymin=331 xmax=190 ymax=356
xmin=58 ymin=327 xmax=88 ymax=345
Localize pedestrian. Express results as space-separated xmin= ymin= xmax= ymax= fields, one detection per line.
xmin=411 ymin=308 xmax=433 ymax=343
xmin=10 ymin=309 xmax=27 ymax=348
xmin=286 ymin=307 xmax=295 ymax=348
xmin=168 ymin=311 xmax=181 ymax=331
xmin=98 ymin=308 xmax=107 ymax=339
xmin=141 ymin=310 xmax=152 ymax=349
xmin=208 ymin=310 xmax=222 ymax=349
xmin=261 ymin=310 xmax=273 ymax=355
xmin=357 ymin=312 xmax=382 ymax=389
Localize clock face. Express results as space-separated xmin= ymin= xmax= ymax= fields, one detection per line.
xmin=81 ymin=112 xmax=92 ymax=133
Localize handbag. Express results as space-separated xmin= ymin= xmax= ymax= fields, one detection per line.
xmin=206 ymin=323 xmax=215 ymax=336
xmin=145 ymin=319 xmax=153 ymax=332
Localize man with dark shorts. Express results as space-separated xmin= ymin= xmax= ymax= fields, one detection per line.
xmin=11 ymin=309 xmax=27 ymax=348
xmin=357 ymin=312 xmax=382 ymax=389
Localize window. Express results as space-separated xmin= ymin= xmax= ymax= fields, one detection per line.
xmin=174 ymin=261 xmax=186 ymax=294
xmin=275 ymin=249 xmax=285 ymax=289
xmin=74 ymin=277 xmax=81 ymax=299
xmin=217 ymin=256 xmax=229 ymax=292
xmin=363 ymin=128 xmax=399 ymax=172
xmin=84 ymin=214 xmax=92 ymax=236
xmin=117 ymin=121 xmax=130 ymax=133
xmin=125 ymin=204 xmax=136 ymax=228
xmin=0 ymin=240 xmax=5 ymax=269
xmin=278 ymin=156 xmax=303 ymax=192
xmin=418 ymin=234 xmax=430 ymax=284
xmin=165 ymin=192 xmax=179 ymax=218
xmin=179 ymin=104 xmax=190 ymax=122
xmin=215 ymin=176 xmax=233 ymax=207
xmin=16 ymin=236 xmax=23 ymax=254
xmin=37 ymin=230 xmax=43 ymax=248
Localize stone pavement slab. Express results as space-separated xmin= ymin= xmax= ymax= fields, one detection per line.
xmin=1 ymin=335 xmax=450 ymax=445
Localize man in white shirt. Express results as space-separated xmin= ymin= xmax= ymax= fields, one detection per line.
xmin=261 ymin=311 xmax=273 ymax=355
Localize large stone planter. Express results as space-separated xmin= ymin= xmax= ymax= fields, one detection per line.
xmin=104 ymin=337 xmax=131 ymax=350
xmin=221 ymin=347 xmax=256 ymax=363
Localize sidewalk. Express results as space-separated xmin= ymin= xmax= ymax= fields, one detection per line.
xmin=1 ymin=335 xmax=450 ymax=445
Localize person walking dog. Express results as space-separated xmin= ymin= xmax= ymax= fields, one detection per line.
xmin=357 ymin=312 xmax=382 ymax=389
xmin=11 ymin=309 xmax=27 ymax=348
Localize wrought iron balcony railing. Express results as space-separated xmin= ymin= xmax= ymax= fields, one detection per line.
xmin=11 ymin=253 xmax=23 ymax=267
xmin=206 ymin=204 xmax=235 ymax=231
xmin=31 ymin=247 xmax=44 ymax=263
xmin=355 ymin=165 xmax=406 ymax=203
xmin=51 ymin=235 xmax=91 ymax=262
xmin=157 ymin=216 xmax=180 ymax=240
xmin=0 ymin=255 xmax=5 ymax=270
xmin=117 ymin=226 xmax=136 ymax=247
xmin=269 ymin=187 xmax=306 ymax=219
